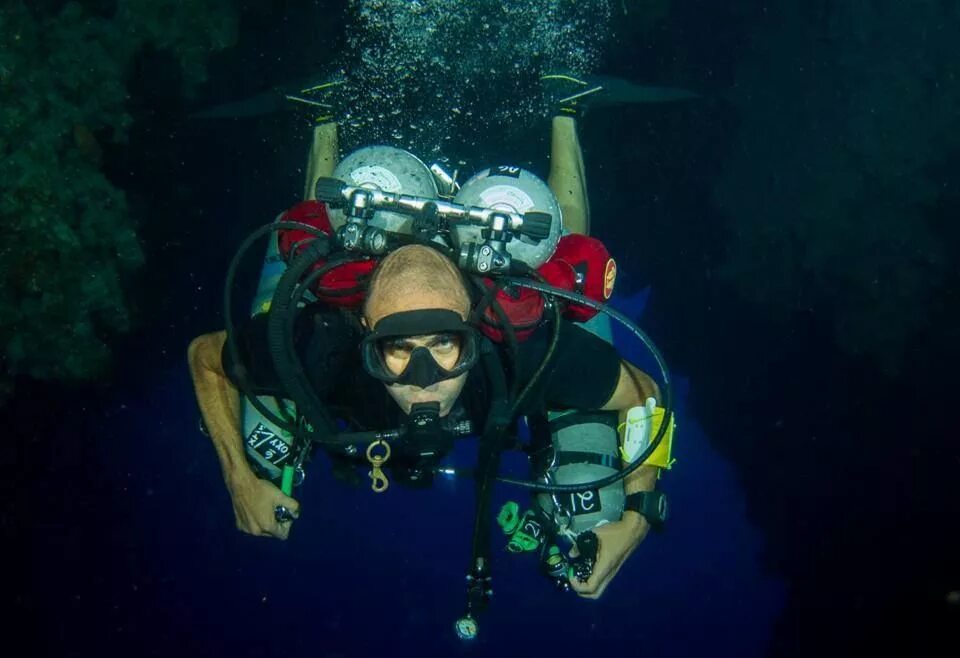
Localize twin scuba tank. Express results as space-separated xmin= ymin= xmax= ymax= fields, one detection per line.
xmin=240 ymin=145 xmax=625 ymax=535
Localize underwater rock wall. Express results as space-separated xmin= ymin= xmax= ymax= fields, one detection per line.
xmin=0 ymin=1 xmax=237 ymax=404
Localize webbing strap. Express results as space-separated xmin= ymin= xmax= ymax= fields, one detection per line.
xmin=554 ymin=450 xmax=620 ymax=469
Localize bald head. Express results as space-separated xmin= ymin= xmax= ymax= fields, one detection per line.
xmin=363 ymin=244 xmax=472 ymax=327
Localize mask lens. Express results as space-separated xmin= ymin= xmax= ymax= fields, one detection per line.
xmin=379 ymin=333 xmax=462 ymax=375
xmin=360 ymin=309 xmax=480 ymax=387
xmin=363 ymin=330 xmax=478 ymax=386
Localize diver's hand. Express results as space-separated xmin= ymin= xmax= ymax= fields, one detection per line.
xmin=228 ymin=474 xmax=300 ymax=540
xmin=568 ymin=514 xmax=649 ymax=599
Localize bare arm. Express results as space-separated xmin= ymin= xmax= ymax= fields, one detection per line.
xmin=188 ymin=331 xmax=301 ymax=540
xmin=187 ymin=331 xmax=256 ymax=492
xmin=600 ymin=360 xmax=662 ymax=514
xmin=566 ymin=359 xmax=665 ymax=598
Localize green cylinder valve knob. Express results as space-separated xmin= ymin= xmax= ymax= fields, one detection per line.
xmin=497 ymin=501 xmax=521 ymax=534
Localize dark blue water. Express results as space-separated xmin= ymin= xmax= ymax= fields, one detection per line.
xmin=6 ymin=2 xmax=960 ymax=657
xmin=21 ymin=287 xmax=782 ymax=657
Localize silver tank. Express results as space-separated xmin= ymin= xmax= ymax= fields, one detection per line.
xmin=452 ymin=166 xmax=562 ymax=269
xmin=536 ymin=409 xmax=626 ymax=535
xmin=327 ymin=145 xmax=439 ymax=235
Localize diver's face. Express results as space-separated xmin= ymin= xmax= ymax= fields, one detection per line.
xmin=380 ymin=332 xmax=468 ymax=417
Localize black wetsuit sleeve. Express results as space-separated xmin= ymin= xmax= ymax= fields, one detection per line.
xmin=515 ymin=319 xmax=623 ymax=412
xmin=220 ymin=305 xmax=363 ymax=398
xmin=220 ymin=312 xmax=290 ymax=397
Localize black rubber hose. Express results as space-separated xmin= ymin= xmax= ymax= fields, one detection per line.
xmin=266 ymin=240 xmax=353 ymax=442
xmin=223 ymin=221 xmax=331 ymax=434
xmin=488 ymin=277 xmax=673 ymax=494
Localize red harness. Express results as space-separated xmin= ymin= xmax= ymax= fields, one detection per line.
xmin=276 ymin=201 xmax=617 ymax=342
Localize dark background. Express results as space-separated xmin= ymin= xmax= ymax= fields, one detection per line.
xmin=4 ymin=2 xmax=958 ymax=656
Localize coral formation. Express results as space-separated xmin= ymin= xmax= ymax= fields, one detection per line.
xmin=0 ymin=1 xmax=237 ymax=403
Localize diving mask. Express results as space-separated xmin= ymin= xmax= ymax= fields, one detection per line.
xmin=361 ymin=309 xmax=480 ymax=388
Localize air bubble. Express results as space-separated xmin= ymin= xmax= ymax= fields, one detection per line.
xmin=338 ymin=0 xmax=613 ymax=153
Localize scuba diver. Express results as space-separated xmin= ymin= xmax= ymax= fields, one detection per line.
xmin=188 ymin=73 xmax=683 ymax=638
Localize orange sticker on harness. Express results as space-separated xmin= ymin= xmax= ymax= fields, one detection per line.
xmin=603 ymin=258 xmax=617 ymax=299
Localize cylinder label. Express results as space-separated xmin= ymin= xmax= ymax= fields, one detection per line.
xmin=350 ymin=165 xmax=402 ymax=193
